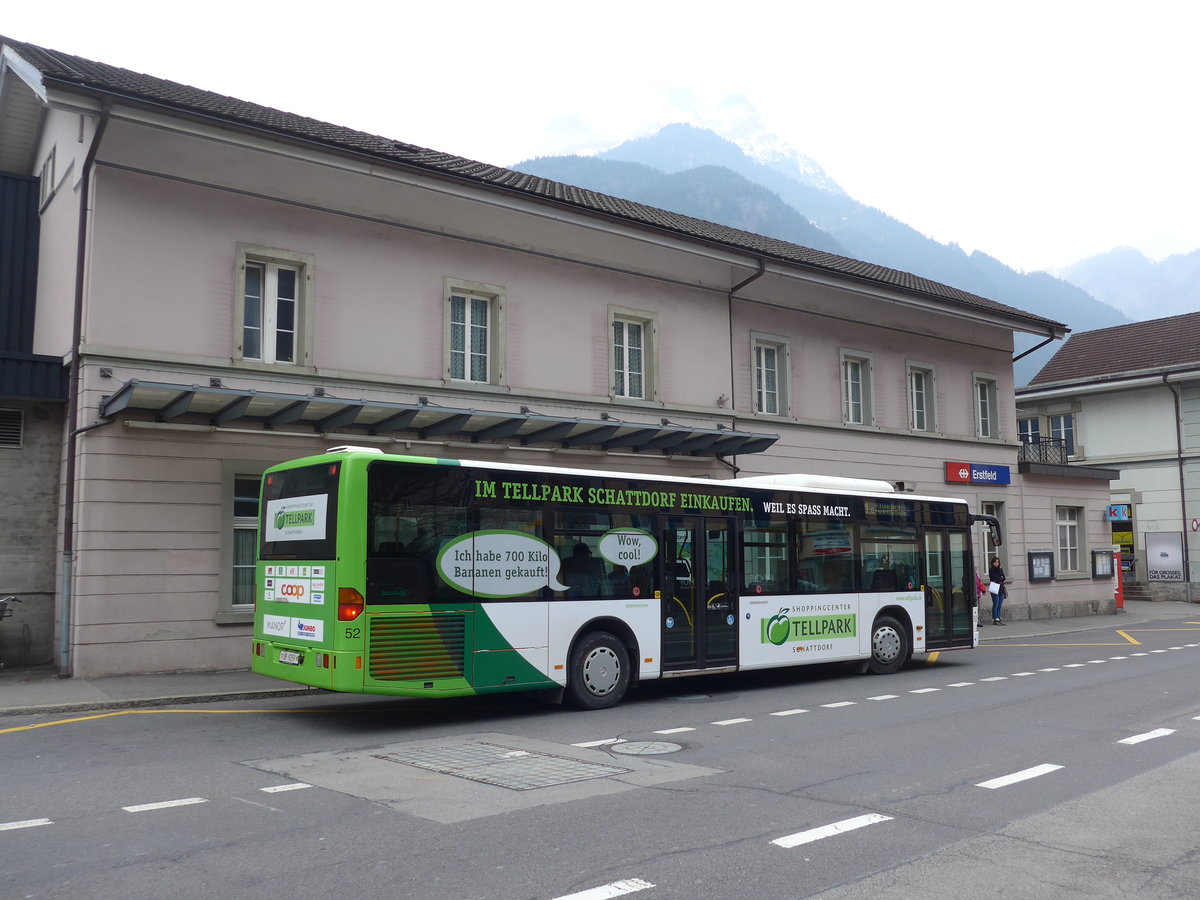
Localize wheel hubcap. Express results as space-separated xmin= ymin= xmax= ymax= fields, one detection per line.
xmin=583 ymin=647 xmax=621 ymax=695
xmin=873 ymin=627 xmax=901 ymax=663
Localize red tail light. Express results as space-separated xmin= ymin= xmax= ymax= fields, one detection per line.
xmin=338 ymin=587 xmax=365 ymax=621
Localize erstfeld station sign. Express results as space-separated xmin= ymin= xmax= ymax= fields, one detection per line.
xmin=943 ymin=461 xmax=1011 ymax=486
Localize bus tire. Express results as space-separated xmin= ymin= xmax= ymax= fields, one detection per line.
xmin=866 ymin=615 xmax=908 ymax=675
xmin=566 ymin=631 xmax=630 ymax=710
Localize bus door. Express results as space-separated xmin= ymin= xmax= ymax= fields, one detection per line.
xmin=661 ymin=516 xmax=738 ymax=670
xmin=922 ymin=528 xmax=973 ymax=649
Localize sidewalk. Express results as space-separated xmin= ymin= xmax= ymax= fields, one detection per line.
xmin=1 ymin=601 xmax=1194 ymax=717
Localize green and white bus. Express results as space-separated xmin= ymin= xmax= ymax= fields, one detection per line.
xmin=252 ymin=447 xmax=996 ymax=709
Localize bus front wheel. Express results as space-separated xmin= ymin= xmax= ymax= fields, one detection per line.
xmin=567 ymin=631 xmax=630 ymax=710
xmin=867 ymin=616 xmax=909 ymax=675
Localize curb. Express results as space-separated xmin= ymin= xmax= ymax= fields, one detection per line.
xmin=0 ymin=687 xmax=322 ymax=718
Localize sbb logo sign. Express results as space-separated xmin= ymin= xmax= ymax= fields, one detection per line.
xmin=945 ymin=462 xmax=973 ymax=483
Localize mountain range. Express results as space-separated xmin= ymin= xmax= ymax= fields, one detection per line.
xmin=513 ymin=124 xmax=1138 ymax=385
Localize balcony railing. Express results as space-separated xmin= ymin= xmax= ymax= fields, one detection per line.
xmin=1018 ymin=436 xmax=1068 ymax=466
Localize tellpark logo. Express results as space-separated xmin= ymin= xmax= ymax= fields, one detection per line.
xmin=274 ymin=508 xmax=316 ymax=530
xmin=762 ymin=609 xmax=858 ymax=645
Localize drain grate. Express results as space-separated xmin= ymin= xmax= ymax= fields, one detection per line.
xmin=374 ymin=741 xmax=631 ymax=791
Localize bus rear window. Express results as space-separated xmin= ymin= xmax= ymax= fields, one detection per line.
xmin=259 ymin=462 xmax=340 ymax=560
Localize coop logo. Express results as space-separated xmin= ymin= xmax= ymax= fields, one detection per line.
xmin=274 ymin=509 xmax=316 ymax=530
xmin=279 ymin=583 xmax=306 ymax=599
xmin=762 ymin=610 xmax=857 ymax=645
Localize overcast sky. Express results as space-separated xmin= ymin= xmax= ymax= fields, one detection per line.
xmin=5 ymin=1 xmax=1198 ymax=274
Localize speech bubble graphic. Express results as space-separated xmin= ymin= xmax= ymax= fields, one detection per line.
xmin=598 ymin=528 xmax=658 ymax=567
xmin=437 ymin=530 xmax=569 ymax=598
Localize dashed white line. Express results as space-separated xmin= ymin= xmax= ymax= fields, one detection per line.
xmin=980 ymin=676 xmax=1008 ymax=682
xmin=654 ymin=727 xmax=696 ymax=735
xmin=1063 ymin=663 xmax=1086 ymax=668
xmin=711 ymin=718 xmax=752 ymax=726
xmin=550 ymin=877 xmax=655 ymax=900
xmin=976 ymin=764 xmax=1064 ymax=789
xmin=1118 ymin=728 xmax=1176 ymax=745
xmin=0 ymin=818 xmax=52 ymax=831
xmin=772 ymin=813 xmax=893 ymax=848
xmin=867 ymin=695 xmax=899 ymax=701
xmin=1109 ymin=656 xmax=1128 ymax=660
xmin=260 ymin=783 xmax=312 ymax=793
xmin=821 ymin=701 xmax=856 ymax=708
xmin=1151 ymin=649 xmax=1169 ymax=654
xmin=1087 ymin=660 xmax=1106 ymax=664
xmin=572 ymin=738 xmax=627 ymax=748
xmin=947 ymin=682 xmax=974 ymax=687
xmin=1011 ymin=672 xmax=1036 ymax=677
xmin=123 ymin=797 xmax=207 ymax=813
xmin=1131 ymin=653 xmax=1149 ymax=657
xmin=1038 ymin=668 xmax=1061 ymax=672
xmin=770 ymin=708 xmax=808 ymax=716
xmin=909 ymin=688 xmax=940 ymax=694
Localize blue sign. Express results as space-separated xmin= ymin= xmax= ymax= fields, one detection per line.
xmin=1104 ymin=504 xmax=1131 ymax=521
xmin=969 ymin=464 xmax=1010 ymax=485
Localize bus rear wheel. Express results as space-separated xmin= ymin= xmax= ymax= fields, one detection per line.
xmin=567 ymin=631 xmax=630 ymax=710
xmin=867 ymin=615 xmax=909 ymax=675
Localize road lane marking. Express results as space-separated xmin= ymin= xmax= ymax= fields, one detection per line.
xmin=1118 ymin=728 xmax=1175 ymax=745
xmin=0 ymin=818 xmax=52 ymax=831
xmin=867 ymin=695 xmax=899 ymax=701
xmin=551 ymin=878 xmax=655 ymax=900
xmin=260 ymin=783 xmax=311 ymax=793
xmin=976 ymin=764 xmax=1063 ymax=789
xmin=123 ymin=797 xmax=207 ymax=812
xmin=980 ymin=676 xmax=1008 ymax=681
xmin=821 ymin=701 xmax=855 ymax=708
xmin=711 ymin=718 xmax=752 ymax=726
xmin=654 ymin=727 xmax=695 ymax=734
xmin=772 ymin=813 xmax=893 ymax=848
xmin=572 ymin=738 xmax=627 ymax=748
xmin=909 ymin=688 xmax=940 ymax=694
xmin=924 ymin=651 xmax=941 ymax=665
xmin=0 ymin=707 xmax=329 ymax=735
xmin=1011 ymin=672 xmax=1036 ymax=676
xmin=947 ymin=682 xmax=974 ymax=687
xmin=770 ymin=709 xmax=809 ymax=716
xmin=1063 ymin=663 xmax=1086 ymax=668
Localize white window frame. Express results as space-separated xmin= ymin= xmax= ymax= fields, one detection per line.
xmin=1055 ymin=504 xmax=1082 ymax=573
xmin=39 ymin=148 xmax=56 ymax=210
xmin=841 ymin=349 xmax=874 ymax=426
xmin=609 ymin=307 xmax=658 ymax=402
xmin=443 ymin=277 xmax=506 ymax=386
xmin=234 ymin=244 xmax=315 ymax=369
xmin=1049 ymin=413 xmax=1076 ymax=457
xmin=1018 ymin=416 xmax=1040 ymax=444
xmin=217 ymin=460 xmax=272 ymax=624
xmin=752 ymin=333 xmax=789 ymax=416
xmin=906 ymin=361 xmax=936 ymax=432
xmin=974 ymin=374 xmax=1000 ymax=439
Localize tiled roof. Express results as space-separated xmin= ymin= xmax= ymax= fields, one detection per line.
xmin=3 ymin=37 xmax=1064 ymax=332
xmin=1027 ymin=311 xmax=1200 ymax=387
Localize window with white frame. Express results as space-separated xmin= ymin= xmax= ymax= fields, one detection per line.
xmin=235 ymin=245 xmax=314 ymax=367
xmin=1049 ymin=413 xmax=1075 ymax=456
xmin=217 ymin=461 xmax=271 ymax=623
xmin=841 ymin=351 xmax=873 ymax=425
xmin=609 ymin=308 xmax=657 ymax=401
xmin=444 ymin=278 xmax=506 ymax=386
xmin=975 ymin=376 xmax=999 ymax=438
xmin=1018 ymin=416 xmax=1040 ymax=444
xmin=1056 ymin=505 xmax=1081 ymax=572
xmin=752 ymin=334 xmax=788 ymax=415
xmin=907 ymin=363 xmax=935 ymax=431
xmin=981 ymin=500 xmax=1003 ymax=563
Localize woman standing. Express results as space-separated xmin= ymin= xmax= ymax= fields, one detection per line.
xmin=988 ymin=556 xmax=1007 ymax=625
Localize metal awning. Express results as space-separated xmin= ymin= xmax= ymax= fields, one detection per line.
xmin=98 ymin=380 xmax=780 ymax=456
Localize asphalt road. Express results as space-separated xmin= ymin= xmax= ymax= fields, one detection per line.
xmin=5 ymin=615 xmax=1200 ymax=899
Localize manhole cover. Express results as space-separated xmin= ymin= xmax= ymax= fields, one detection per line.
xmin=610 ymin=741 xmax=684 ymax=756
xmin=374 ymin=741 xmax=630 ymax=791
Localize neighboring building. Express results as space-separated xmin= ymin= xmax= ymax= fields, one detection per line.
xmin=1018 ymin=313 xmax=1200 ymax=601
xmin=0 ymin=38 xmax=1115 ymax=677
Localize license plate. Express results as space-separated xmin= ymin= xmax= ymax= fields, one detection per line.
xmin=278 ymin=649 xmax=303 ymax=666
